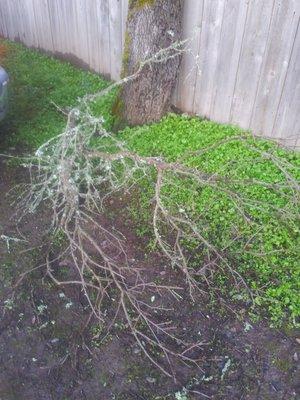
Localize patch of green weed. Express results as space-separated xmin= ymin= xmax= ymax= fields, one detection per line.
xmin=0 ymin=40 xmax=114 ymax=150
xmin=121 ymin=114 xmax=300 ymax=326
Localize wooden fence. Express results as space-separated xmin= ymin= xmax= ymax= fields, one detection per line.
xmin=0 ymin=0 xmax=299 ymax=147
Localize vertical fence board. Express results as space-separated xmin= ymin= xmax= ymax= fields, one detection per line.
xmin=85 ymin=0 xmax=100 ymax=72
xmin=11 ymin=0 xmax=25 ymax=43
xmin=272 ymin=17 xmax=300 ymax=147
xmin=19 ymin=0 xmax=38 ymax=48
xmin=109 ymin=0 xmax=123 ymax=80
xmin=0 ymin=1 xmax=7 ymax=38
xmin=121 ymin=0 xmax=128 ymax=48
xmin=47 ymin=0 xmax=64 ymax=54
xmin=0 ymin=0 xmax=9 ymax=39
xmin=193 ymin=0 xmax=226 ymax=117
xmin=210 ymin=0 xmax=249 ymax=123
xmin=22 ymin=0 xmax=39 ymax=48
xmin=250 ymin=0 xmax=300 ymax=139
xmin=65 ymin=0 xmax=78 ymax=56
xmin=97 ymin=0 xmax=111 ymax=77
xmin=32 ymin=0 xmax=54 ymax=51
xmin=3 ymin=0 xmax=16 ymax=40
xmin=174 ymin=0 xmax=204 ymax=111
xmin=74 ymin=0 xmax=90 ymax=66
xmin=230 ymin=0 xmax=275 ymax=129
xmin=61 ymin=0 xmax=73 ymax=55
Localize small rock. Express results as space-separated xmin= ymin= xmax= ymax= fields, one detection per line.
xmin=224 ymin=329 xmax=236 ymax=339
xmin=271 ymin=380 xmax=283 ymax=392
xmin=146 ymin=377 xmax=156 ymax=384
xmin=59 ymin=259 xmax=72 ymax=267
xmin=132 ymin=347 xmax=141 ymax=355
xmin=244 ymin=322 xmax=253 ymax=332
xmin=293 ymin=352 xmax=298 ymax=362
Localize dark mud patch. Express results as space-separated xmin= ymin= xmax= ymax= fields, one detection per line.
xmin=0 ymin=159 xmax=299 ymax=400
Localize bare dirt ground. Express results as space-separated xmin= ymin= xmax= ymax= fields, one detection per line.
xmin=0 ymin=159 xmax=299 ymax=400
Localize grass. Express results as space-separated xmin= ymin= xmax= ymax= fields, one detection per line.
xmin=0 ymin=40 xmax=115 ymax=150
xmin=1 ymin=39 xmax=299 ymax=327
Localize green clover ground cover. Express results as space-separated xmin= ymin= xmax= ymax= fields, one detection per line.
xmin=1 ymin=40 xmax=299 ymax=326
xmin=122 ymin=116 xmax=300 ymax=326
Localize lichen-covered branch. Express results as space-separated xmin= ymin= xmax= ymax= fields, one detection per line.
xmin=13 ymin=39 xmax=300 ymax=378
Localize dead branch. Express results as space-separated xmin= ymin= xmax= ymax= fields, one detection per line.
xmin=11 ymin=38 xmax=300 ymax=379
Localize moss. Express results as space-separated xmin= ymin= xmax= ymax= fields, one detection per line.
xmin=128 ymin=0 xmax=156 ymax=22
xmin=51 ymin=229 xmax=68 ymax=251
xmin=1 ymin=260 xmax=14 ymax=285
xmin=273 ymin=357 xmax=293 ymax=373
xmin=121 ymin=31 xmax=132 ymax=79
xmin=111 ymin=90 xmax=127 ymax=131
xmin=129 ymin=0 xmax=156 ymax=11
xmin=107 ymin=30 xmax=133 ymax=132
xmin=115 ymin=30 xmax=132 ymax=130
xmin=112 ymin=92 xmax=124 ymax=117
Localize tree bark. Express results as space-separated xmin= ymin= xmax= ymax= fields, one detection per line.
xmin=115 ymin=0 xmax=184 ymax=127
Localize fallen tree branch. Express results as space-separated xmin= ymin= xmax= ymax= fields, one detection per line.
xmin=10 ymin=38 xmax=300 ymax=379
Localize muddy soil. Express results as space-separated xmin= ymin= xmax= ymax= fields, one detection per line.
xmin=0 ymin=158 xmax=299 ymax=400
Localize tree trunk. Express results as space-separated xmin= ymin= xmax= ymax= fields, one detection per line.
xmin=115 ymin=0 xmax=184 ymax=127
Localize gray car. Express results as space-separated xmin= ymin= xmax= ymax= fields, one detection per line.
xmin=0 ymin=66 xmax=9 ymax=121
